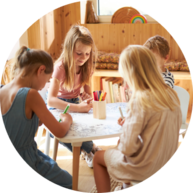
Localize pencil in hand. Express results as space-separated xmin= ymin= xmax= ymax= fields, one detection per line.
xmin=59 ymin=104 xmax=70 ymax=122
xmin=119 ymin=106 xmax=124 ymax=119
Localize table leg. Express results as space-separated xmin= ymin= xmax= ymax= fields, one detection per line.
xmin=52 ymin=138 xmax=59 ymax=161
xmin=72 ymin=142 xmax=82 ymax=191
xmin=44 ymin=130 xmax=50 ymax=155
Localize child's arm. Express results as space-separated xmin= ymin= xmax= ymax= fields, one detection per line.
xmin=80 ymin=84 xmax=92 ymax=101
xmin=48 ymin=78 xmax=92 ymax=113
xmin=27 ymin=89 xmax=72 ymax=138
xmin=117 ymin=110 xmax=144 ymax=157
xmin=47 ymin=78 xmax=79 ymax=111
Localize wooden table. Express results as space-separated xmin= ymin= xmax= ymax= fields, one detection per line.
xmin=49 ymin=102 xmax=127 ymax=190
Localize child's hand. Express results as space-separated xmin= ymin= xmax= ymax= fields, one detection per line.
xmin=78 ymin=99 xmax=93 ymax=113
xmin=59 ymin=113 xmax=73 ymax=125
xmin=80 ymin=91 xmax=92 ymax=101
xmin=117 ymin=117 xmax=125 ymax=126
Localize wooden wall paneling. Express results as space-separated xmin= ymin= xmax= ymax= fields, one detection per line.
xmin=91 ymin=76 xmax=101 ymax=93
xmin=62 ymin=2 xmax=81 ymax=39
xmin=141 ymin=24 xmax=148 ymax=45
xmin=39 ymin=11 xmax=54 ymax=52
xmin=38 ymin=2 xmax=81 ymax=61
xmin=53 ymin=7 xmax=63 ymax=61
xmin=141 ymin=24 xmax=147 ymax=44
xmin=83 ymin=24 xmax=185 ymax=61
xmin=27 ymin=20 xmax=41 ymax=49
xmin=19 ymin=31 xmax=28 ymax=47
xmin=109 ymin=24 xmax=116 ymax=52
xmin=98 ymin=24 xmax=109 ymax=52
xmin=60 ymin=6 xmax=65 ymax=44
xmin=92 ymin=24 xmax=99 ymax=50
xmin=40 ymin=13 xmax=46 ymax=50
xmin=120 ymin=24 xmax=128 ymax=52
xmin=130 ymin=24 xmax=136 ymax=45
xmin=63 ymin=5 xmax=71 ymax=39
xmin=117 ymin=24 xmax=126 ymax=52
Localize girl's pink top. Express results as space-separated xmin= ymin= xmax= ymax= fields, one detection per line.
xmin=52 ymin=60 xmax=81 ymax=99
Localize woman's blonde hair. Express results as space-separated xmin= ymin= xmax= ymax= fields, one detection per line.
xmin=119 ymin=45 xmax=180 ymax=113
xmin=11 ymin=46 xmax=53 ymax=79
xmin=55 ymin=25 xmax=97 ymax=91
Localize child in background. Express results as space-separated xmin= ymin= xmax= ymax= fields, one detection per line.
xmin=0 ymin=46 xmax=72 ymax=189
xmin=144 ymin=35 xmax=175 ymax=88
xmin=47 ymin=25 xmax=100 ymax=168
xmin=93 ymin=45 xmax=182 ymax=192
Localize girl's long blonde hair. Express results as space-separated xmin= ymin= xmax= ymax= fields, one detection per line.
xmin=119 ymin=45 xmax=180 ymax=113
xmin=55 ymin=25 xmax=97 ymax=91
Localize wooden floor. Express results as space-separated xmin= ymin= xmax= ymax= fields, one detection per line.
xmin=36 ymin=110 xmax=191 ymax=192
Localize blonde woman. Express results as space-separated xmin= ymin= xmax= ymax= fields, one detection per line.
xmin=47 ymin=25 xmax=100 ymax=168
xmin=93 ymin=45 xmax=182 ymax=192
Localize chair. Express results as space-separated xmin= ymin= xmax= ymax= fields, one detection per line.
xmin=36 ymin=82 xmax=51 ymax=155
xmin=173 ymin=85 xmax=190 ymax=138
xmin=37 ymin=82 xmax=59 ymax=161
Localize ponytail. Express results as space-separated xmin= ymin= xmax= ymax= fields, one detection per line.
xmin=11 ymin=46 xmax=53 ymax=79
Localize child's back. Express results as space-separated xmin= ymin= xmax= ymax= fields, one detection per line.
xmin=2 ymin=87 xmax=72 ymax=187
xmin=0 ymin=88 xmax=38 ymax=166
xmin=105 ymin=91 xmax=181 ymax=182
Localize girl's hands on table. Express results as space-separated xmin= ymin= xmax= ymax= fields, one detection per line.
xmin=78 ymin=98 xmax=93 ymax=113
xmin=117 ymin=117 xmax=125 ymax=126
xmin=59 ymin=113 xmax=73 ymax=125
xmin=80 ymin=91 xmax=92 ymax=101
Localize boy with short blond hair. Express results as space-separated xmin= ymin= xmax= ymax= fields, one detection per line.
xmin=144 ymin=35 xmax=174 ymax=88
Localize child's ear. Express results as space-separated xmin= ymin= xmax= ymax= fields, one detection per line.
xmin=165 ymin=54 xmax=169 ymax=62
xmin=37 ymin=65 xmax=46 ymax=76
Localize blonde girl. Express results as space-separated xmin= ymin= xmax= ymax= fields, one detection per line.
xmin=0 ymin=46 xmax=73 ymax=189
xmin=93 ymin=45 xmax=182 ymax=192
xmin=47 ymin=25 xmax=100 ymax=168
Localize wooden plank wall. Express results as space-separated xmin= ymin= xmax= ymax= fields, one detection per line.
xmin=83 ymin=23 xmax=185 ymax=60
xmin=27 ymin=20 xmax=41 ymax=49
xmin=27 ymin=2 xmax=80 ymax=61
xmin=40 ymin=3 xmax=80 ymax=60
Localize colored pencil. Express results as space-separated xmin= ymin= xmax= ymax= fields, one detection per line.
xmin=102 ymin=92 xmax=107 ymax=101
xmin=95 ymin=91 xmax=99 ymax=101
xmin=93 ymin=91 xmax=96 ymax=101
xmin=119 ymin=106 xmax=124 ymax=119
xmin=59 ymin=104 xmax=70 ymax=122
xmin=99 ymin=93 xmax=103 ymax=101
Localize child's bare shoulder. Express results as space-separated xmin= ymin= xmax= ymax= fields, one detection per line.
xmin=27 ymin=88 xmax=41 ymax=99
